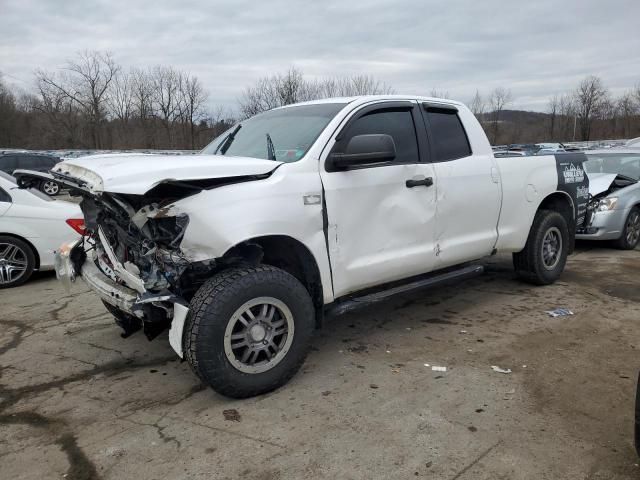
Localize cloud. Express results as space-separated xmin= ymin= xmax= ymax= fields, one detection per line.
xmin=1 ymin=0 xmax=639 ymax=113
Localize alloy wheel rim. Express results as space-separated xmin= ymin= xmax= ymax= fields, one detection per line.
xmin=627 ymin=212 xmax=640 ymax=246
xmin=223 ymin=297 xmax=295 ymax=374
xmin=0 ymin=242 xmax=28 ymax=284
xmin=43 ymin=181 xmax=59 ymax=195
xmin=541 ymin=226 xmax=562 ymax=270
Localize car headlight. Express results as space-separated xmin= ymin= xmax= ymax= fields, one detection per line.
xmin=597 ymin=197 xmax=618 ymax=211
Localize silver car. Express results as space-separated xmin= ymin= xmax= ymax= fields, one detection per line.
xmin=577 ymin=148 xmax=640 ymax=249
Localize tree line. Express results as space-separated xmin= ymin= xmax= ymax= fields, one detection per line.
xmin=1 ymin=51 xmax=639 ymax=150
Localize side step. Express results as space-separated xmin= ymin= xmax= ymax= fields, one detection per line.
xmin=326 ymin=265 xmax=484 ymax=317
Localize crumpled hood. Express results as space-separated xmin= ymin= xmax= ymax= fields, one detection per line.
xmin=586 ymin=173 xmax=620 ymax=196
xmin=51 ymin=153 xmax=283 ymax=194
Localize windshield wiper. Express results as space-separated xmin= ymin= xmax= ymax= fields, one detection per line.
xmin=214 ymin=124 xmax=242 ymax=155
xmin=266 ymin=133 xmax=277 ymax=161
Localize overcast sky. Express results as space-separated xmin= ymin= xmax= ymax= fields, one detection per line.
xmin=1 ymin=0 xmax=639 ymax=113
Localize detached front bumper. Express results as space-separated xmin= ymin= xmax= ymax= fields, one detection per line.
xmin=54 ymin=241 xmax=189 ymax=357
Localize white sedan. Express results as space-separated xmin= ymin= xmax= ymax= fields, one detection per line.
xmin=0 ymin=172 xmax=84 ymax=288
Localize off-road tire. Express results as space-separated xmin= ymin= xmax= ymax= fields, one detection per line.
xmin=183 ymin=265 xmax=315 ymax=398
xmin=613 ymin=207 xmax=640 ymax=250
xmin=513 ymin=209 xmax=569 ymax=285
xmin=0 ymin=235 xmax=36 ymax=288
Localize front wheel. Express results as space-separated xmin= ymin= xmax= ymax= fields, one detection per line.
xmin=183 ymin=265 xmax=315 ymax=398
xmin=613 ymin=207 xmax=640 ymax=250
xmin=513 ymin=209 xmax=570 ymax=285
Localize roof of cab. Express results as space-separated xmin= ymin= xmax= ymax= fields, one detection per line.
xmin=276 ymin=95 xmax=465 ymax=110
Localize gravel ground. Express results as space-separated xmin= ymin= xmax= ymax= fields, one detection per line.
xmin=1 ymin=244 xmax=639 ymax=479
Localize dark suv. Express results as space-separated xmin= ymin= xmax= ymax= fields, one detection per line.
xmin=0 ymin=153 xmax=61 ymax=195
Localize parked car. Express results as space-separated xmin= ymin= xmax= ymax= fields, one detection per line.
xmin=578 ymin=148 xmax=640 ymax=249
xmin=0 ymin=153 xmax=62 ymax=195
xmin=0 ymin=172 xmax=84 ymax=288
xmin=16 ymin=95 xmax=588 ymax=398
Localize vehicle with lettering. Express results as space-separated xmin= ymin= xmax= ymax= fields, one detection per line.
xmin=15 ymin=95 xmax=588 ymax=397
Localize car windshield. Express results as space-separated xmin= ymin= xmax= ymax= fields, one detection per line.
xmin=201 ymin=103 xmax=347 ymax=162
xmin=584 ymin=153 xmax=640 ymax=180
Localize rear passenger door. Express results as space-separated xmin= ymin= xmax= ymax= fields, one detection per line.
xmin=421 ymin=103 xmax=501 ymax=268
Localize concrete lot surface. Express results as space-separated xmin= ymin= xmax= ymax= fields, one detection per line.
xmin=1 ymin=245 xmax=639 ymax=479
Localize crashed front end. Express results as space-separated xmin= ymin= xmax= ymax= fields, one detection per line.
xmin=16 ymin=167 xmax=220 ymax=355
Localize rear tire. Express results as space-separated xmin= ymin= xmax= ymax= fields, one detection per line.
xmin=40 ymin=180 xmax=60 ymax=196
xmin=513 ymin=209 xmax=569 ymax=285
xmin=0 ymin=235 xmax=36 ymax=288
xmin=183 ymin=265 xmax=315 ymax=398
xmin=613 ymin=207 xmax=640 ymax=250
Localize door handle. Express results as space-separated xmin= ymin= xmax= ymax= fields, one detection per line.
xmin=405 ymin=177 xmax=433 ymax=188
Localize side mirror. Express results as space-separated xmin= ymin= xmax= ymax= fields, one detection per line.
xmin=327 ymin=134 xmax=396 ymax=170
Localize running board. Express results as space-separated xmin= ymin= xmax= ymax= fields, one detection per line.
xmin=325 ymin=265 xmax=484 ymax=317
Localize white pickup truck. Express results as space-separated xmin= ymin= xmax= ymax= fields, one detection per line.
xmin=16 ymin=95 xmax=589 ymax=398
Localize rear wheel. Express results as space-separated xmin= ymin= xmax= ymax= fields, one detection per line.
xmin=0 ymin=236 xmax=35 ymax=288
xmin=183 ymin=265 xmax=315 ymax=398
xmin=613 ymin=207 xmax=640 ymax=250
xmin=40 ymin=180 xmax=60 ymax=196
xmin=513 ymin=209 xmax=569 ymax=285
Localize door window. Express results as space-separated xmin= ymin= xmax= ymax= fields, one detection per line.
xmin=0 ymin=156 xmax=18 ymax=174
xmin=337 ymin=108 xmax=420 ymax=165
xmin=425 ymin=108 xmax=472 ymax=162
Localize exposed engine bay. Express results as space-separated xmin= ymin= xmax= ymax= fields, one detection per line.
xmin=582 ymin=174 xmax=638 ymax=228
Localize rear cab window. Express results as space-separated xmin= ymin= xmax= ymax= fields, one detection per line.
xmin=422 ymin=104 xmax=472 ymax=162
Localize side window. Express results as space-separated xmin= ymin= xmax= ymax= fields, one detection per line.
xmin=20 ymin=156 xmax=45 ymax=170
xmin=425 ymin=108 xmax=472 ymax=162
xmin=0 ymin=186 xmax=11 ymax=203
xmin=0 ymin=156 xmax=17 ymax=174
xmin=340 ymin=109 xmax=420 ymax=164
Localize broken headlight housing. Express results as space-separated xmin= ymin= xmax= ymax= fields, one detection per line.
xmin=597 ymin=197 xmax=618 ymax=211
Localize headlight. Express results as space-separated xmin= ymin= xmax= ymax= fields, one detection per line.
xmin=597 ymin=197 xmax=618 ymax=211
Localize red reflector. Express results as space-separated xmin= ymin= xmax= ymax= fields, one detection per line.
xmin=66 ymin=218 xmax=86 ymax=235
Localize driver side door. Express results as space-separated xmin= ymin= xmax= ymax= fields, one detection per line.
xmin=320 ymin=101 xmax=437 ymax=298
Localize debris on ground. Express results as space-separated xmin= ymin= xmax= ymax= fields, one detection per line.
xmin=431 ymin=366 xmax=447 ymax=372
xmin=369 ymin=384 xmax=379 ymax=389
xmin=545 ymin=308 xmax=574 ymax=317
xmin=223 ymin=409 xmax=241 ymax=422
xmin=491 ymin=365 xmax=512 ymax=374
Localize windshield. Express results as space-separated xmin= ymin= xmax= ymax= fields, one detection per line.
xmin=201 ymin=103 xmax=347 ymax=162
xmin=584 ymin=153 xmax=640 ymax=180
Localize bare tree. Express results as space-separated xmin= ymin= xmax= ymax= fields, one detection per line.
xmin=239 ymin=67 xmax=393 ymax=118
xmin=178 ymin=73 xmax=209 ymax=149
xmin=547 ymin=94 xmax=560 ymax=140
xmin=574 ymin=75 xmax=608 ymax=141
xmin=617 ymin=91 xmax=637 ymax=138
xmin=429 ymin=89 xmax=450 ymax=99
xmin=35 ymin=50 xmax=119 ymax=148
xmin=151 ymin=65 xmax=181 ymax=146
xmin=488 ymin=87 xmax=513 ymax=144
xmin=469 ymin=90 xmax=485 ymax=119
